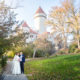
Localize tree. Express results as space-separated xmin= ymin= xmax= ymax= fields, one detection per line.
xmin=0 ymin=1 xmax=16 ymax=38
xmin=33 ymin=33 xmax=53 ymax=58
xmin=54 ymin=35 xmax=63 ymax=50
xmin=46 ymin=0 xmax=76 ymax=49
xmin=65 ymin=0 xmax=80 ymax=48
xmin=0 ymin=1 xmax=17 ymax=55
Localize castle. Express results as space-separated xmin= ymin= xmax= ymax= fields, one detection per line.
xmin=15 ymin=7 xmax=53 ymax=44
xmin=34 ymin=7 xmax=47 ymax=34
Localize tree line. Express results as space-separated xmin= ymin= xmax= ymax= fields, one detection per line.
xmin=46 ymin=0 xmax=80 ymax=49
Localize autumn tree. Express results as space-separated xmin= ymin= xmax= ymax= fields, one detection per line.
xmin=12 ymin=22 xmax=30 ymax=45
xmin=46 ymin=0 xmax=76 ymax=49
xmin=0 ymin=1 xmax=16 ymax=38
xmin=0 ymin=1 xmax=17 ymax=54
xmin=33 ymin=33 xmax=53 ymax=58
xmin=65 ymin=0 xmax=80 ymax=48
xmin=54 ymin=35 xmax=63 ymax=50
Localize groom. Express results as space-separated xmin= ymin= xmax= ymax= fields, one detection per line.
xmin=20 ymin=52 xmax=25 ymax=74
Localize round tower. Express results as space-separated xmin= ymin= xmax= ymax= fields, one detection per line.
xmin=34 ymin=7 xmax=47 ymax=34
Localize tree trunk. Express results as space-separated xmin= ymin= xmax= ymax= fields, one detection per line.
xmin=63 ymin=35 xmax=67 ymax=49
xmin=77 ymin=30 xmax=80 ymax=49
xmin=64 ymin=40 xmax=67 ymax=49
xmin=78 ymin=38 xmax=80 ymax=49
xmin=33 ymin=48 xmax=36 ymax=58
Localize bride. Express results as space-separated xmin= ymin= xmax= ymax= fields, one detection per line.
xmin=12 ymin=53 xmax=21 ymax=74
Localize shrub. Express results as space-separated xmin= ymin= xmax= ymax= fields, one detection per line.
xmin=1 ymin=55 xmax=7 ymax=68
xmin=45 ymin=53 xmax=50 ymax=58
xmin=6 ymin=44 xmax=34 ymax=58
xmin=22 ymin=46 xmax=34 ymax=58
xmin=58 ymin=50 xmax=65 ymax=54
xmin=35 ymin=50 xmax=45 ymax=57
xmin=74 ymin=49 xmax=80 ymax=54
xmin=69 ymin=43 xmax=78 ymax=53
xmin=6 ymin=50 xmax=14 ymax=58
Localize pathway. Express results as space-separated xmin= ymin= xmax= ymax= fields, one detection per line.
xmin=1 ymin=61 xmax=28 ymax=80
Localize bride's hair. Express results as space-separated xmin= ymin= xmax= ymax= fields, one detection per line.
xmin=15 ymin=53 xmax=19 ymax=55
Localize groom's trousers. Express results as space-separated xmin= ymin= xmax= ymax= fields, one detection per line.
xmin=20 ymin=62 xmax=24 ymax=73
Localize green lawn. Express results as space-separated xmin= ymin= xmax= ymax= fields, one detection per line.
xmin=24 ymin=54 xmax=80 ymax=80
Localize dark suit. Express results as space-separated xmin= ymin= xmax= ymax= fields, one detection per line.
xmin=20 ymin=54 xmax=25 ymax=73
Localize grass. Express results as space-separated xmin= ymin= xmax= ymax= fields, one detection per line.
xmin=24 ymin=54 xmax=80 ymax=80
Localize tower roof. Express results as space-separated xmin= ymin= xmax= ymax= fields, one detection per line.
xmin=30 ymin=29 xmax=38 ymax=34
xmin=22 ymin=21 xmax=30 ymax=28
xmin=35 ymin=7 xmax=45 ymax=14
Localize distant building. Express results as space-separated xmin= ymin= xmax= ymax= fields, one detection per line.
xmin=17 ymin=21 xmax=38 ymax=43
xmin=34 ymin=7 xmax=47 ymax=34
xmin=13 ymin=7 xmax=54 ymax=45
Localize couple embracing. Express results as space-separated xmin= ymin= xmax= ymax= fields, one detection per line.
xmin=12 ymin=52 xmax=25 ymax=75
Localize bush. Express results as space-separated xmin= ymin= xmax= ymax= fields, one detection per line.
xmin=5 ymin=44 xmax=34 ymax=58
xmin=69 ymin=43 xmax=78 ymax=53
xmin=6 ymin=50 xmax=14 ymax=58
xmin=74 ymin=49 xmax=80 ymax=54
xmin=58 ymin=50 xmax=65 ymax=54
xmin=22 ymin=46 xmax=34 ymax=58
xmin=1 ymin=55 xmax=7 ymax=68
xmin=35 ymin=50 xmax=45 ymax=57
xmin=45 ymin=53 xmax=50 ymax=58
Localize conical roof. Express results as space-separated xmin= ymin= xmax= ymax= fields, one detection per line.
xmin=22 ymin=21 xmax=30 ymax=28
xmin=35 ymin=7 xmax=45 ymax=14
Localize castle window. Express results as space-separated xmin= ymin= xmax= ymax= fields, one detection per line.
xmin=30 ymin=35 xmax=33 ymax=38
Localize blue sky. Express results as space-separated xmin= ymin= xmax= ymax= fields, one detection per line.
xmin=4 ymin=0 xmax=80 ymax=30
xmin=5 ymin=0 xmax=61 ymax=29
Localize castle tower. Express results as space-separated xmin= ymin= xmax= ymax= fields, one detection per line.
xmin=34 ymin=7 xmax=47 ymax=34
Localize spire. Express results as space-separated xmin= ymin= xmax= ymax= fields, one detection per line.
xmin=22 ymin=21 xmax=30 ymax=28
xmin=35 ymin=7 xmax=45 ymax=14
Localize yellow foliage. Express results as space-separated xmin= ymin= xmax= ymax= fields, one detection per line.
xmin=6 ymin=51 xmax=14 ymax=57
xmin=15 ymin=46 xmax=22 ymax=52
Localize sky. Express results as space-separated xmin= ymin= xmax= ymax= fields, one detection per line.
xmin=4 ymin=0 xmax=61 ymax=30
xmin=2 ymin=0 xmax=80 ymax=30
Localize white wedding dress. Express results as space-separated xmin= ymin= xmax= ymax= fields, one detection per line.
xmin=12 ymin=55 xmax=21 ymax=74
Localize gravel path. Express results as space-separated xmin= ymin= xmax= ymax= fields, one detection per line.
xmin=1 ymin=74 xmax=28 ymax=80
xmin=1 ymin=61 xmax=28 ymax=80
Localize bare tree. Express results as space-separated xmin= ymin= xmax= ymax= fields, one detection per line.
xmin=65 ymin=0 xmax=80 ymax=48
xmin=46 ymin=0 xmax=75 ymax=49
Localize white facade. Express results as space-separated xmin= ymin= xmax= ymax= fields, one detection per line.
xmin=22 ymin=27 xmax=30 ymax=33
xmin=15 ymin=21 xmax=37 ymax=43
xmin=34 ymin=7 xmax=47 ymax=34
xmin=14 ymin=7 xmax=54 ymax=44
xmin=26 ymin=33 xmax=37 ymax=43
xmin=21 ymin=22 xmax=37 ymax=43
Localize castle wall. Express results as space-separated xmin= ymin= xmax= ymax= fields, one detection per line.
xmin=34 ymin=13 xmax=46 ymax=34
